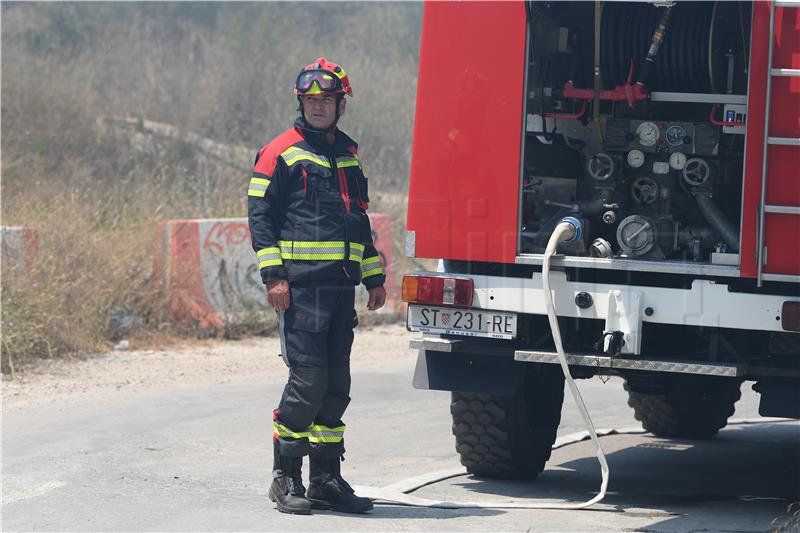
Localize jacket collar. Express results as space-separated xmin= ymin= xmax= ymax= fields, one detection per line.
xmin=293 ymin=117 xmax=355 ymax=155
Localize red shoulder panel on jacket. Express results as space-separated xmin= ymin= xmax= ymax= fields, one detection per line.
xmin=253 ymin=128 xmax=304 ymax=178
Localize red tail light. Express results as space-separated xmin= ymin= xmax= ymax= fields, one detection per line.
xmin=782 ymin=301 xmax=800 ymax=332
xmin=402 ymin=274 xmax=474 ymax=307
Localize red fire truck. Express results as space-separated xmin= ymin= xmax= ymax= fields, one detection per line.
xmin=403 ymin=1 xmax=800 ymax=479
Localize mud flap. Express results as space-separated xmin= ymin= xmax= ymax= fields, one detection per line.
xmin=412 ymin=350 xmax=516 ymax=396
xmin=757 ymin=380 xmax=800 ymax=418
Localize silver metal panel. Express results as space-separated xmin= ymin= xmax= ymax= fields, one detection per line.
xmin=767 ymin=137 xmax=800 ymax=146
xmin=710 ymin=252 xmax=739 ymax=266
xmin=405 ymin=230 xmax=416 ymax=258
xmin=765 ymin=205 xmax=800 ymax=214
xmin=409 ymin=337 xmax=463 ymax=353
xmin=513 ymin=350 xmax=743 ymax=377
xmin=762 ymin=273 xmax=800 ymax=283
xmin=771 ymin=68 xmax=800 ymax=77
xmin=649 ymin=92 xmax=747 ymax=105
xmin=518 ymin=22 xmax=531 ymax=258
xmin=515 ymin=254 xmax=741 ymax=277
xmin=775 ymin=0 xmax=800 ymax=6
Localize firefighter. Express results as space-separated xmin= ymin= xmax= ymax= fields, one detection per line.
xmin=248 ymin=58 xmax=386 ymax=515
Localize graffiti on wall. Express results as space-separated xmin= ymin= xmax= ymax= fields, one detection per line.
xmin=177 ymin=213 xmax=396 ymax=321
xmin=356 ymin=213 xmax=395 ymax=309
xmin=200 ymin=220 xmax=266 ymax=319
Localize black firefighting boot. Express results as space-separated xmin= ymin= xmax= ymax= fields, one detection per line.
xmin=307 ymin=455 xmax=373 ymax=514
xmin=268 ymin=442 xmax=311 ymax=515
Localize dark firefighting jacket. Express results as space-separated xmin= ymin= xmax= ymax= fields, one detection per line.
xmin=248 ymin=117 xmax=385 ymax=289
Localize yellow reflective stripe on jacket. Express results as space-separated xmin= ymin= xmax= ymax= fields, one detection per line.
xmin=308 ymin=423 xmax=346 ymax=443
xmin=278 ymin=240 xmax=365 ymax=261
xmin=349 ymin=242 xmax=365 ymax=262
xmin=257 ymin=247 xmax=282 ymax=268
xmin=274 ymin=421 xmax=310 ymax=439
xmin=361 ymin=255 xmax=384 ymax=278
xmin=248 ymin=177 xmax=270 ymax=197
xmin=362 ymin=266 xmax=384 ymax=278
xmin=335 ymin=155 xmax=361 ymax=169
xmin=280 ymin=240 xmax=346 ymax=260
xmin=281 ymin=146 xmax=331 ymax=168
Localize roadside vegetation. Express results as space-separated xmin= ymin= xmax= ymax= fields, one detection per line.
xmin=1 ymin=2 xmax=424 ymax=372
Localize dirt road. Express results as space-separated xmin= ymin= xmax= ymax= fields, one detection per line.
xmin=3 ymin=324 xmax=414 ymax=410
xmin=3 ymin=325 xmax=798 ymax=532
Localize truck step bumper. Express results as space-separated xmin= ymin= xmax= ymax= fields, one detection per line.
xmin=409 ymin=337 xmax=464 ymax=352
xmin=514 ymin=350 xmax=744 ymax=377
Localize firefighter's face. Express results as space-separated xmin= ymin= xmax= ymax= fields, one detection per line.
xmin=301 ymin=94 xmax=345 ymax=129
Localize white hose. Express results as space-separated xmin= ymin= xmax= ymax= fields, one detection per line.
xmin=353 ymin=220 xmax=613 ymax=510
xmin=352 ymin=418 xmax=793 ymax=509
xmin=353 ymin=425 xmax=629 ymax=510
xmin=541 ymin=220 xmax=610 ymax=508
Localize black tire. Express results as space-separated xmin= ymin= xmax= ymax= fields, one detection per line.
xmin=625 ymin=375 xmax=743 ymax=438
xmin=450 ymin=364 xmax=565 ymax=479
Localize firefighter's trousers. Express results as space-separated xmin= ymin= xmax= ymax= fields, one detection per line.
xmin=273 ymin=279 xmax=356 ymax=460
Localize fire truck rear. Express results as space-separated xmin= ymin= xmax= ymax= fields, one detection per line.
xmin=403 ymin=1 xmax=800 ymax=479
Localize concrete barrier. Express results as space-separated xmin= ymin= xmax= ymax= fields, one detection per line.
xmin=157 ymin=215 xmax=398 ymax=327
xmin=1 ymin=226 xmax=39 ymax=280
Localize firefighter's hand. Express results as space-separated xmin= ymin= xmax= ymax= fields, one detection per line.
xmin=266 ymin=279 xmax=290 ymax=310
xmin=367 ymin=286 xmax=386 ymax=311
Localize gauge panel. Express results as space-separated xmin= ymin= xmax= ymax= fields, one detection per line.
xmin=604 ymin=121 xmax=702 ymax=155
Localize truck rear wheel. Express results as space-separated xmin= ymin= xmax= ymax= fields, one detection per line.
xmin=450 ymin=364 xmax=565 ymax=479
xmin=625 ymin=375 xmax=742 ymax=438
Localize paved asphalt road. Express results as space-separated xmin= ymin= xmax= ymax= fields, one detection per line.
xmin=3 ymin=344 xmax=799 ymax=532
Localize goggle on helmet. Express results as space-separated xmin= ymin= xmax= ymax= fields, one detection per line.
xmin=294 ymin=57 xmax=353 ymax=97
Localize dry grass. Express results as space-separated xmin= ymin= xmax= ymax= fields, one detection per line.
xmin=1 ymin=148 xmax=287 ymax=372
xmin=2 ymin=156 xmax=166 ymax=371
xmin=1 ymin=3 xmax=423 ymax=370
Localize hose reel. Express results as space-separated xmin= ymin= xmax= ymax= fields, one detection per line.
xmin=600 ymin=2 xmax=738 ymax=93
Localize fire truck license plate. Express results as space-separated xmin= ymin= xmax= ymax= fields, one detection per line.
xmin=407 ymin=305 xmax=517 ymax=339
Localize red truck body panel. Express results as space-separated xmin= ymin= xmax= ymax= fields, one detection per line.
xmin=407 ymin=1 xmax=527 ymax=263
xmin=408 ymin=1 xmax=800 ymax=280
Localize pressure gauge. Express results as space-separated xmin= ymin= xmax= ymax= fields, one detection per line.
xmin=666 ymin=125 xmax=686 ymax=146
xmin=669 ymin=152 xmax=687 ymax=170
xmin=627 ymin=149 xmax=645 ymax=168
xmin=636 ymin=121 xmax=660 ymax=147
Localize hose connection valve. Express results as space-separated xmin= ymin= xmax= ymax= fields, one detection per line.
xmin=559 ymin=216 xmax=583 ymax=245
